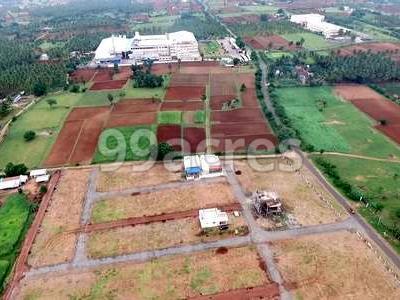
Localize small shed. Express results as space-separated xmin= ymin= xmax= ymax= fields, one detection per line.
xmin=183 ymin=155 xmax=202 ymax=179
xmin=30 ymin=169 xmax=47 ymax=178
xmin=199 ymin=208 xmax=229 ymax=229
xmin=35 ymin=174 xmax=50 ymax=183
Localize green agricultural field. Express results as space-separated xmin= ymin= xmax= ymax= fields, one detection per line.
xmin=281 ymin=32 xmax=332 ymax=50
xmin=241 ymin=5 xmax=278 ymax=14
xmin=0 ymin=92 xmax=81 ymax=169
xmin=157 ymin=111 xmax=182 ymax=124
xmin=93 ymin=125 xmax=157 ymax=164
xmin=194 ymin=111 xmax=206 ymax=124
xmin=0 ymin=193 xmax=33 ymax=292
xmin=311 ymin=154 xmax=400 ymax=253
xmin=264 ymin=51 xmax=293 ymax=60
xmin=200 ymin=41 xmax=222 ymax=58
xmin=273 ymin=86 xmax=400 ymax=157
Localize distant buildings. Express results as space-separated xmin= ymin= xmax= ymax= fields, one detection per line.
xmin=290 ymin=14 xmax=351 ymax=39
xmin=94 ymin=31 xmax=201 ymax=65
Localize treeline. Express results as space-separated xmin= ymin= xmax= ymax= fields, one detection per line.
xmin=131 ymin=63 xmax=163 ymax=88
xmin=230 ymin=20 xmax=304 ymax=37
xmin=170 ymin=14 xmax=228 ymax=40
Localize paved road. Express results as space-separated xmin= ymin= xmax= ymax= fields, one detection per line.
xmin=298 ymin=150 xmax=400 ymax=270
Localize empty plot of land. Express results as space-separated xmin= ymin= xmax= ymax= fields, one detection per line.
xmin=70 ymin=69 xmax=97 ymax=83
xmin=169 ymin=73 xmax=209 ymax=86
xmin=28 ymin=169 xmax=90 ymax=267
xmin=16 ymin=247 xmax=269 ymax=299
xmin=112 ymin=99 xmax=161 ymax=113
xmin=45 ymin=107 xmax=110 ymax=166
xmin=212 ymin=134 xmax=278 ymax=152
xmin=161 ymin=100 xmax=204 ymax=111
xmin=87 ymin=215 xmax=247 ymax=258
xmin=335 ymin=84 xmax=387 ymax=101
xmin=96 ymin=163 xmax=181 ymax=192
xmin=222 ymin=14 xmax=260 ymax=25
xmin=90 ymin=79 xmax=127 ymax=90
xmin=183 ymin=127 xmax=206 ymax=153
xmin=157 ymin=125 xmax=182 ymax=150
xmin=165 ymin=86 xmax=206 ymax=100
xmin=91 ymin=181 xmax=236 ymax=223
xmin=106 ymin=111 xmax=157 ymax=127
xmin=271 ymin=231 xmax=399 ymax=299
xmin=242 ymin=88 xmax=260 ymax=107
xmin=211 ymin=74 xmax=237 ymax=96
xmin=212 ymin=122 xmax=271 ymax=137
xmin=244 ymin=35 xmax=298 ymax=51
xmin=235 ymin=159 xmax=345 ymax=226
xmin=212 ymin=108 xmax=265 ymax=123
xmin=92 ymin=69 xmax=113 ymax=82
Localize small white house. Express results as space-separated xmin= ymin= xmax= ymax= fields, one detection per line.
xmin=0 ymin=175 xmax=28 ymax=191
xmin=199 ymin=154 xmax=223 ymax=178
xmin=199 ymin=208 xmax=229 ymax=229
xmin=30 ymin=169 xmax=47 ymax=178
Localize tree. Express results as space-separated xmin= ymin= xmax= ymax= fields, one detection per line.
xmin=46 ymin=98 xmax=57 ymax=109
xmin=107 ymin=94 xmax=114 ymax=105
xmin=24 ymin=130 xmax=36 ymax=142
xmin=236 ymin=37 xmax=245 ymax=49
xmin=4 ymin=162 xmax=28 ymax=177
xmin=260 ymin=14 xmax=268 ymax=22
xmin=299 ymin=37 xmax=305 ymax=47
xmin=119 ymin=91 xmax=126 ymax=99
xmin=233 ymin=57 xmax=240 ymax=66
xmin=156 ymin=142 xmax=174 ymax=160
xmin=240 ymin=83 xmax=246 ymax=92
xmin=70 ymin=84 xmax=80 ymax=93
xmin=0 ymin=97 xmax=12 ymax=117
xmin=113 ymin=63 xmax=119 ymax=74
xmin=33 ymin=81 xmax=47 ymax=97
xmin=201 ymin=94 xmax=207 ymax=101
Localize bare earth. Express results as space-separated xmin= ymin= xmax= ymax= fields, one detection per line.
xmin=16 ymin=247 xmax=269 ymax=300
xmin=28 ymin=169 xmax=91 ymax=267
xmin=270 ymin=231 xmax=400 ymax=299
xmin=87 ymin=214 xmax=247 ymax=258
xmin=96 ymin=163 xmax=182 ymax=192
xmin=91 ymin=181 xmax=237 ymax=223
xmin=234 ymin=159 xmax=346 ymax=227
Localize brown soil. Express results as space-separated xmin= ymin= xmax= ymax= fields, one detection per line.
xmin=244 ymin=35 xmax=299 ymax=51
xmin=165 ymin=86 xmax=206 ymax=100
xmin=183 ymin=127 xmax=206 ymax=153
xmin=161 ymin=100 xmax=204 ymax=111
xmin=89 ymin=79 xmax=127 ymax=90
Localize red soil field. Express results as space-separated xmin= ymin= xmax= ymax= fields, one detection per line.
xmin=338 ymin=43 xmax=400 ymax=62
xmin=212 ymin=122 xmax=272 ymax=137
xmin=210 ymin=95 xmax=237 ymax=110
xmin=277 ymin=0 xmax=337 ymax=9
xmin=351 ymin=98 xmax=400 ymax=124
xmin=244 ymin=35 xmax=298 ymax=51
xmin=161 ymin=101 xmax=204 ymax=111
xmin=113 ymin=67 xmax=132 ymax=80
xmin=169 ymin=73 xmax=209 ymax=87
xmin=212 ymin=108 xmax=265 ymax=123
xmin=236 ymin=73 xmax=255 ymax=87
xmin=165 ymin=86 xmax=206 ymax=100
xmin=180 ymin=65 xmax=236 ymax=74
xmin=212 ymin=134 xmax=278 ymax=152
xmin=106 ymin=112 xmax=157 ymax=128
xmin=157 ymin=125 xmax=182 ymax=150
xmin=90 ymin=79 xmax=127 ymax=90
xmin=242 ymin=88 xmax=260 ymax=107
xmin=151 ymin=61 xmax=219 ymax=75
xmin=376 ymin=124 xmax=400 ymax=144
xmin=183 ymin=127 xmax=206 ymax=153
xmin=335 ymin=84 xmax=386 ymax=101
xmin=70 ymin=69 xmax=96 ymax=83
xmin=45 ymin=107 xmax=111 ymax=166
xmin=112 ymin=99 xmax=161 ymax=113
xmin=92 ymin=69 xmax=113 ymax=82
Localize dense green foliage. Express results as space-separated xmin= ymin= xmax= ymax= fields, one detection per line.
xmin=0 ymin=193 xmax=33 ymax=291
xmin=170 ymin=13 xmax=227 ymax=39
xmin=157 ymin=111 xmax=182 ymax=124
xmin=132 ymin=64 xmax=163 ymax=88
xmin=4 ymin=162 xmax=28 ymax=177
xmin=23 ymin=130 xmax=36 ymax=142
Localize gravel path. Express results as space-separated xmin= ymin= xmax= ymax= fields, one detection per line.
xmin=80 ymin=167 xmax=99 ymax=225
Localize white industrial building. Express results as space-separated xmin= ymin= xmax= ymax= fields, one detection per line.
xmin=290 ymin=14 xmax=351 ymax=39
xmin=0 ymin=175 xmax=28 ymax=191
xmin=94 ymin=31 xmax=201 ymax=65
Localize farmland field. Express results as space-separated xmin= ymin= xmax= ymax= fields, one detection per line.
xmin=310 ymin=154 xmax=400 ymax=253
xmin=273 ymin=86 xmax=400 ymax=157
xmin=281 ymin=32 xmax=332 ymax=50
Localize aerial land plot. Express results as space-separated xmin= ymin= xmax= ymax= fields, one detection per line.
xmin=93 ymin=125 xmax=157 ymax=164
xmin=212 ymin=108 xmax=265 ymax=123
xmin=183 ymin=127 xmax=206 ymax=153
xmin=89 ymin=79 xmax=128 ymax=91
xmin=311 ymin=154 xmax=400 ymax=252
xmin=235 ymin=159 xmax=345 ymax=227
xmin=106 ymin=111 xmax=157 ymax=127
xmin=244 ymin=35 xmax=298 ymax=51
xmin=161 ymin=101 xmax=204 ymax=111
xmin=15 ymin=246 xmax=271 ymax=299
xmin=28 ymin=169 xmax=90 ymax=267
xmin=212 ymin=134 xmax=277 ymax=153
xmin=157 ymin=124 xmax=182 ymax=150
xmin=70 ymin=68 xmax=97 ymax=83
xmin=165 ymin=86 xmax=206 ymax=101
xmin=157 ymin=111 xmax=182 ymax=124
xmin=91 ymin=180 xmax=237 ymax=223
xmin=274 ymin=86 xmax=400 ymax=157
xmin=271 ymin=231 xmax=399 ymax=299
xmin=96 ymin=163 xmax=182 ymax=192
xmin=169 ymin=73 xmax=209 ymax=87
xmin=112 ymin=98 xmax=161 ymax=113
xmin=338 ymin=43 xmax=400 ymax=62
xmin=87 ymin=214 xmax=248 ymax=258
xmin=92 ymin=69 xmax=113 ymax=82
xmin=281 ymin=32 xmax=332 ymax=50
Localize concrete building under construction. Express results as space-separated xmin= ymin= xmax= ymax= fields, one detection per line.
xmin=253 ymin=190 xmax=282 ymax=216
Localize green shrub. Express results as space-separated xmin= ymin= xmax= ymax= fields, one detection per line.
xmin=0 ymin=260 xmax=10 ymax=288
xmin=23 ymin=130 xmax=36 ymax=142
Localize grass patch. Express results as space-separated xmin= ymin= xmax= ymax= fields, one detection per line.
xmin=157 ymin=111 xmax=182 ymax=124
xmin=93 ymin=125 xmax=157 ymax=164
xmin=273 ymin=86 xmax=400 ymax=157
xmin=0 ymin=193 xmax=33 ymax=292
xmin=0 ymin=92 xmax=81 ymax=169
xmin=265 ymin=51 xmax=293 ymax=60
xmin=194 ymin=111 xmax=206 ymax=124
xmin=310 ymin=154 xmax=400 ymax=253
xmin=281 ymin=32 xmax=332 ymax=50
xmin=200 ymin=41 xmax=221 ymax=58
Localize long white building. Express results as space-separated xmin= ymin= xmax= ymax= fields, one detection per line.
xmin=290 ymin=14 xmax=351 ymax=39
xmin=94 ymin=31 xmax=201 ymax=64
